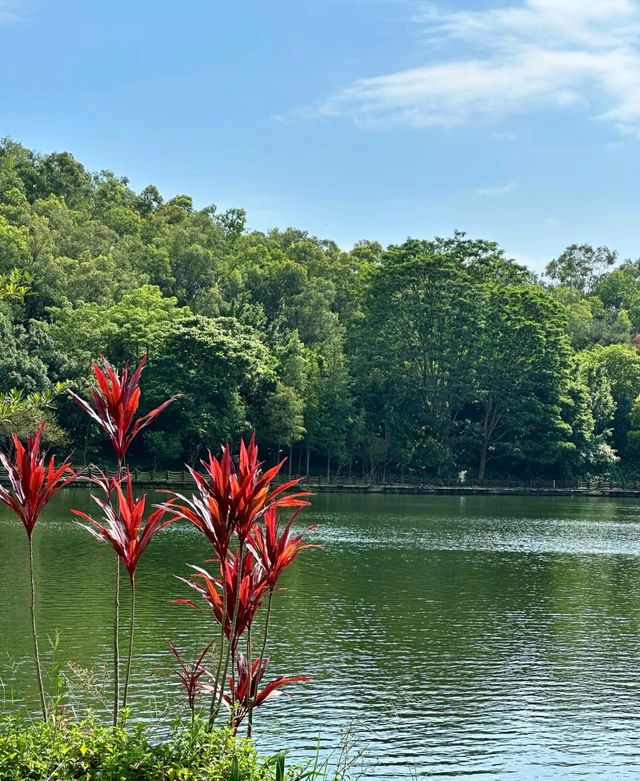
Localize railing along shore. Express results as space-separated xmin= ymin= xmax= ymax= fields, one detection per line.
xmin=0 ymin=466 xmax=635 ymax=495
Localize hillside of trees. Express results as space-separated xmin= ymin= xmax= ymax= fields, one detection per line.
xmin=1 ymin=138 xmax=640 ymax=480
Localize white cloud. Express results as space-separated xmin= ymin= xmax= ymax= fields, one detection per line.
xmin=319 ymin=0 xmax=640 ymax=134
xmin=0 ymin=1 xmax=24 ymax=23
xmin=474 ymin=182 xmax=516 ymax=197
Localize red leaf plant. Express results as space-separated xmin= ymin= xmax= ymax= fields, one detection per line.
xmin=245 ymin=506 xmax=319 ymax=734
xmin=171 ymin=435 xmax=316 ymax=736
xmin=72 ymin=470 xmax=176 ymax=709
xmin=223 ymin=655 xmax=311 ymax=735
xmin=248 ymin=506 xmax=318 ymax=590
xmin=175 ymin=554 xmax=269 ymax=651
xmin=0 ymin=422 xmax=77 ymax=720
xmin=68 ymin=354 xmax=178 ymax=464
xmin=165 ymin=639 xmax=215 ymax=721
xmin=190 ymin=434 xmax=310 ymax=544
xmin=69 ymin=354 xmax=177 ymax=725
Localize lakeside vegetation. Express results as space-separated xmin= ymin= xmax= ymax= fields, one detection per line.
xmin=2 ymin=139 xmax=640 ymax=481
xmin=0 ymin=355 xmax=335 ymax=779
xmin=0 ymin=717 xmax=335 ymax=780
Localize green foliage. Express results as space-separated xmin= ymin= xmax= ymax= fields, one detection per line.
xmin=0 ymin=717 xmax=332 ymax=781
xmin=143 ymin=316 xmax=276 ymax=462
xmin=545 ymin=244 xmax=617 ymax=294
xmin=471 ymin=285 xmax=576 ymax=478
xmin=578 ymin=344 xmax=640 ymax=454
xmin=2 ymin=137 xmax=640 ymax=477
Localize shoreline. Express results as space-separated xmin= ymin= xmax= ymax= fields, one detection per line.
xmin=52 ymin=478 xmax=640 ymax=498
xmin=288 ymin=484 xmax=640 ymax=498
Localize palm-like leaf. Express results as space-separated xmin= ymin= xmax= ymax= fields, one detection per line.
xmin=72 ymin=469 xmax=175 ymax=579
xmin=0 ymin=422 xmax=77 ymax=538
xmin=223 ymin=654 xmax=311 ymax=732
xmin=69 ymin=355 xmax=178 ymax=462
xmin=175 ymin=553 xmax=268 ymax=649
xmin=186 ymin=434 xmax=311 ymax=544
xmin=165 ymin=639 xmax=215 ymax=711
xmin=247 ymin=507 xmax=318 ymax=589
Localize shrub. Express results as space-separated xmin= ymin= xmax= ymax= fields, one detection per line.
xmin=0 ymin=716 xmax=320 ymax=780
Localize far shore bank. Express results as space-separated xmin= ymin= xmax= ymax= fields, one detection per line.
xmin=20 ymin=471 xmax=638 ymax=498
xmin=2 ymin=463 xmax=637 ymax=497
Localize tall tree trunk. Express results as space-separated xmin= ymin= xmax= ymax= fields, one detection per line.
xmin=305 ymin=442 xmax=310 ymax=476
xmin=478 ymin=444 xmax=488 ymax=483
xmin=326 ymin=453 xmax=331 ymax=482
xmin=288 ymin=443 xmax=293 ymax=479
xmin=478 ymin=402 xmax=491 ymax=482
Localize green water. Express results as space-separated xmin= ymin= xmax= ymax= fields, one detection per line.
xmin=2 ymin=491 xmax=640 ymax=779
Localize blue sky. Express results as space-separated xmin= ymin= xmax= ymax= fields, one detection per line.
xmin=1 ymin=0 xmax=639 ymax=273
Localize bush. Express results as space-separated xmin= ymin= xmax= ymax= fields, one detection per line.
xmin=0 ymin=716 xmax=316 ymax=781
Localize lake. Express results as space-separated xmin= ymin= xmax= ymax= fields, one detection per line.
xmin=2 ymin=491 xmax=640 ymax=779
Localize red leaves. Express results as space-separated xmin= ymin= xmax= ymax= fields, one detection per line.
xmin=171 ymin=434 xmax=317 ymax=731
xmin=69 ymin=355 xmax=177 ymax=462
xmin=165 ymin=639 xmax=214 ymax=711
xmin=164 ymin=480 xmax=234 ymax=562
xmin=190 ymin=434 xmax=311 ymax=544
xmin=224 ymin=654 xmax=311 ymax=732
xmin=177 ymin=553 xmax=269 ymax=648
xmin=248 ymin=507 xmax=318 ymax=589
xmin=0 ymin=422 xmax=77 ymax=538
xmin=72 ymin=469 xmax=175 ymax=579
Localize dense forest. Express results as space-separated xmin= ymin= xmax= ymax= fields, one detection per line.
xmin=1 ymin=138 xmax=640 ymax=481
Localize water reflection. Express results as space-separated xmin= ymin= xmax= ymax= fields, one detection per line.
xmin=2 ymin=492 xmax=640 ymax=778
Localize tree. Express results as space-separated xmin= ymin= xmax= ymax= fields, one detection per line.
xmin=578 ymin=345 xmax=640 ymax=455
xmin=304 ymin=335 xmax=352 ymax=478
xmin=546 ymin=244 xmax=617 ymax=294
xmin=471 ymin=285 xmax=574 ymax=480
xmin=358 ymin=238 xmax=480 ymax=475
xmin=144 ymin=316 xmax=276 ymax=463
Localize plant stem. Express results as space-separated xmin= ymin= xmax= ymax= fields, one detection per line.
xmin=246 ymin=624 xmax=253 ymax=738
xmin=113 ymin=555 xmax=120 ymax=726
xmin=27 ymin=536 xmax=47 ymax=721
xmin=228 ymin=547 xmax=245 ymax=728
xmin=247 ymin=588 xmax=273 ymax=737
xmin=122 ymin=574 xmax=135 ymax=709
xmin=112 ymin=456 xmax=124 ymax=726
xmin=211 ymin=546 xmax=244 ymax=730
xmin=208 ymin=561 xmax=227 ymax=728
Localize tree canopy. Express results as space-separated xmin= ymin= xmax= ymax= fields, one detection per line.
xmin=1 ymin=138 xmax=639 ymax=479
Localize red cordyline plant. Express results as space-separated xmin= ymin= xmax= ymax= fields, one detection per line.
xmin=246 ymin=506 xmax=317 ymax=732
xmin=223 ymin=655 xmax=311 ymax=735
xmin=0 ymin=423 xmax=77 ymax=720
xmin=165 ymin=639 xmax=215 ymax=722
xmin=175 ymin=556 xmax=269 ymax=652
xmin=190 ymin=435 xmax=310 ymax=543
xmin=69 ymin=354 xmax=177 ymax=725
xmin=170 ymin=436 xmax=314 ymax=736
xmin=68 ymin=355 xmax=177 ymax=464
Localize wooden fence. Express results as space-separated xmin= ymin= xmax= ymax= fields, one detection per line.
xmin=1 ymin=463 xmax=639 ymax=492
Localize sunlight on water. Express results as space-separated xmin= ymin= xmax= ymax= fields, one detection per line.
xmin=3 ymin=491 xmax=640 ymax=779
